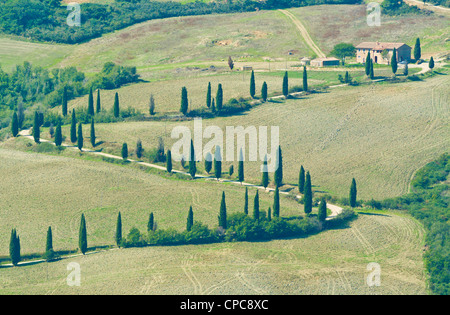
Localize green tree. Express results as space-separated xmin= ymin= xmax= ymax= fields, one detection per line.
xmin=55 ymin=121 xmax=62 ymax=146
xmin=180 ymin=87 xmax=189 ymax=115
xmin=318 ymin=198 xmax=327 ymax=222
xmin=149 ymin=94 xmax=155 ymax=115
xmin=205 ymin=152 xmax=212 ymax=174
xmin=216 ymin=84 xmax=223 ymax=111
xmin=369 ymin=60 xmax=374 ymax=80
xmin=299 ymin=166 xmax=305 ymax=194
xmin=414 ymin=38 xmax=421 ymax=61
xmin=88 ymin=87 xmax=94 ymax=116
xmin=244 ymin=187 xmax=249 ymax=215
xmin=62 ymin=86 xmax=68 ymax=117
xmin=79 ymin=214 xmax=88 ymax=255
xmin=330 ymin=43 xmax=356 ymax=65
xmin=267 ymin=207 xmax=272 ymax=222
xmin=11 ymin=111 xmax=19 ymax=137
xmin=238 ymin=148 xmax=244 ymax=184
xmin=121 ymin=143 xmax=128 ymax=161
xmin=148 ymin=213 xmax=154 ymax=232
xmin=350 ymin=178 xmax=358 ymax=208
xmin=273 ymin=186 xmax=280 ymax=218
xmin=304 ymin=171 xmax=312 ymax=215
xmin=136 ymin=139 xmax=143 ymax=159
xmin=187 ymin=206 xmax=194 ymax=232
xmin=211 ymin=98 xmax=216 ymax=113
xmin=391 ymin=48 xmax=398 ymax=75
xmin=166 ymin=150 xmax=173 ymax=173
xmin=46 ymin=226 xmax=53 ymax=253
xmin=96 ymin=89 xmax=101 ymax=113
xmin=229 ymin=165 xmax=234 ymax=176
xmin=206 ymin=82 xmax=212 ymax=108
xmin=303 ymin=66 xmax=308 ymax=92
xmin=282 ymin=71 xmax=289 ymax=97
xmin=77 ymin=123 xmax=83 ymax=151
xmin=429 ymin=57 xmax=435 ymax=70
xmin=250 ymin=70 xmax=256 ymax=98
xmin=228 ymin=56 xmax=234 ymax=70
xmin=114 ymin=92 xmax=120 ymax=118
xmin=219 ymin=192 xmax=227 ymax=229
xmin=90 ymin=119 xmax=96 ymax=147
xmin=189 ymin=140 xmax=196 ymax=179
xmin=214 ymin=146 xmax=222 ymax=180
xmin=262 ymin=155 xmax=269 ymax=189
xmin=274 ymin=146 xmax=283 ymax=187
xmin=9 ymin=229 xmax=21 ymax=266
xmin=33 ymin=111 xmax=40 ymax=143
xmin=253 ymin=190 xmax=260 ymax=221
xmin=365 ymin=52 xmax=371 ymax=76
xmin=115 ymin=212 xmax=122 ymax=247
xmin=70 ymin=110 xmax=77 ymax=144
xmin=261 ymin=81 xmax=268 ymax=102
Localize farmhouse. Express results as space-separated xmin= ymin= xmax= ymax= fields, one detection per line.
xmin=356 ymin=42 xmax=412 ymax=65
xmin=310 ymin=57 xmax=340 ymax=67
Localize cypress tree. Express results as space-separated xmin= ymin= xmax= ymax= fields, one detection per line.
xmin=70 ymin=110 xmax=77 ymax=143
xmin=214 ymin=146 xmax=222 ymax=180
xmin=189 ymin=140 xmax=196 ymax=179
xmin=369 ymin=60 xmax=374 ymax=80
xmin=403 ymin=62 xmax=409 ymax=76
xmin=114 ymin=92 xmax=120 ymax=118
xmin=274 ymin=146 xmax=283 ymax=187
xmin=267 ymin=207 xmax=272 ymax=222
xmin=216 ymin=84 xmax=223 ymax=111
xmin=238 ymin=148 xmax=244 ymax=184
xmin=211 ymin=98 xmax=216 ymax=113
xmin=229 ymin=165 xmax=234 ymax=176
xmin=365 ymin=52 xmax=371 ymax=76
xmin=10 ymin=229 xmax=20 ymax=266
xmin=299 ymin=166 xmax=305 ymax=194
xmin=77 ymin=123 xmax=83 ymax=151
xmin=11 ymin=111 xmax=19 ymax=137
xmin=303 ymin=66 xmax=308 ymax=92
xmin=46 ymin=226 xmax=53 ymax=253
xmin=79 ymin=214 xmax=87 ymax=255
xmin=219 ymin=192 xmax=227 ymax=229
xmin=148 ymin=213 xmax=154 ymax=232
xmin=273 ymin=186 xmax=280 ymax=218
xmin=318 ymin=198 xmax=327 ymax=223
xmin=167 ymin=150 xmax=173 ymax=173
xmin=180 ymin=87 xmax=188 ymax=115
xmin=391 ymin=48 xmax=398 ymax=75
xmin=90 ymin=119 xmax=96 ymax=147
xmin=429 ymin=57 xmax=435 ymax=70
xmin=55 ymin=121 xmax=62 ymax=146
xmin=244 ymin=187 xmax=249 ymax=215
xmin=250 ymin=70 xmax=256 ymax=98
xmin=206 ymin=82 xmax=212 ymax=108
xmin=88 ymin=87 xmax=94 ymax=116
xmin=261 ymin=81 xmax=268 ymax=102
xmin=33 ymin=111 xmax=40 ymax=143
xmin=62 ymin=86 xmax=68 ymax=117
xmin=282 ymin=71 xmax=289 ymax=97
xmin=205 ymin=152 xmax=212 ymax=174
xmin=350 ymin=178 xmax=358 ymax=208
xmin=96 ymin=89 xmax=101 ymax=113
xmin=345 ymin=71 xmax=349 ymax=84
xmin=253 ymin=190 xmax=260 ymax=221
xmin=136 ymin=139 xmax=143 ymax=159
xmin=115 ymin=212 xmax=122 ymax=247
xmin=304 ymin=171 xmax=312 ymax=215
xmin=414 ymin=38 xmax=421 ymax=61
xmin=262 ymin=155 xmax=269 ymax=189
xmin=228 ymin=56 xmax=234 ymax=70
xmin=149 ymin=94 xmax=155 ymax=115
xmin=121 ymin=143 xmax=128 ymax=161
xmin=187 ymin=206 xmax=194 ymax=232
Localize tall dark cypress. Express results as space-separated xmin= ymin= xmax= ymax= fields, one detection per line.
xmin=10 ymin=229 xmax=21 ymax=266
xmin=267 ymin=207 xmax=272 ymax=222
xmin=274 ymin=146 xmax=283 ymax=187
xmin=219 ymin=192 xmax=227 ymax=229
xmin=114 ymin=92 xmax=120 ymax=118
xmin=414 ymin=38 xmax=421 ymax=61
xmin=62 ymin=86 xmax=68 ymax=117
xmin=303 ymin=66 xmax=308 ymax=92
xmin=365 ymin=52 xmax=371 ymax=76
xmin=180 ymin=87 xmax=188 ymax=115
xmin=304 ymin=171 xmax=313 ymax=215
xmin=33 ymin=111 xmax=40 ymax=144
xmin=238 ymin=148 xmax=244 ymax=184
xmin=115 ymin=212 xmax=122 ymax=247
xmin=90 ymin=119 xmax=96 ymax=147
xmin=282 ymin=71 xmax=289 ymax=97
xmin=46 ymin=226 xmax=53 ymax=253
xmin=136 ymin=139 xmax=143 ymax=159
xmin=299 ymin=166 xmax=305 ymax=194
xmin=244 ymin=187 xmax=249 ymax=215
xmin=79 ymin=214 xmax=87 ymax=255
xmin=70 ymin=109 xmax=77 ymax=143
xmin=253 ymin=190 xmax=260 ymax=221
xmin=96 ymin=89 xmax=101 ymax=113
xmin=318 ymin=198 xmax=327 ymax=223
xmin=148 ymin=213 xmax=154 ymax=232
xmin=214 ymin=146 xmax=222 ymax=180
xmin=55 ymin=121 xmax=62 ymax=146
xmin=88 ymin=87 xmax=94 ymax=116
xmin=206 ymin=82 xmax=212 ymax=108
xmin=369 ymin=60 xmax=374 ymax=80
xmin=261 ymin=81 xmax=268 ymax=102
xmin=429 ymin=57 xmax=435 ymax=70
xmin=216 ymin=84 xmax=223 ymax=111
xmin=391 ymin=48 xmax=398 ymax=75
xmin=166 ymin=150 xmax=173 ymax=173
xmin=350 ymin=178 xmax=357 ymax=208
xmin=189 ymin=140 xmax=196 ymax=179
xmin=11 ymin=111 xmax=19 ymax=137
xmin=262 ymin=155 xmax=269 ymax=189
xmin=205 ymin=152 xmax=212 ymax=174
xmin=187 ymin=206 xmax=194 ymax=232
xmin=250 ymin=70 xmax=256 ymax=98
xmin=273 ymin=186 xmax=280 ymax=218
xmin=77 ymin=123 xmax=83 ymax=151
xmin=121 ymin=143 xmax=128 ymax=161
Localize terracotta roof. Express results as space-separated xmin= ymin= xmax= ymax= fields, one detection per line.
xmin=356 ymin=42 xmax=410 ymax=50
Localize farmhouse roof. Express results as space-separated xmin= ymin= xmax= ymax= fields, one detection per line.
xmin=312 ymin=57 xmax=340 ymax=61
xmin=356 ymin=42 xmax=410 ymax=50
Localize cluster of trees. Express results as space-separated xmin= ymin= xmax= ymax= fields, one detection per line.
xmin=0 ymin=0 xmax=361 ymax=44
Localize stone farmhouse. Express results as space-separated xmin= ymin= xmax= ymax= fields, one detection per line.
xmin=356 ymin=42 xmax=412 ymax=64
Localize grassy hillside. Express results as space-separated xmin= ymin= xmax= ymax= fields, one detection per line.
xmin=0 ymin=211 xmax=427 ymax=294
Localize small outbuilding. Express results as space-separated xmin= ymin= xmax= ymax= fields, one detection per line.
xmin=311 ymin=57 xmax=340 ymax=67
